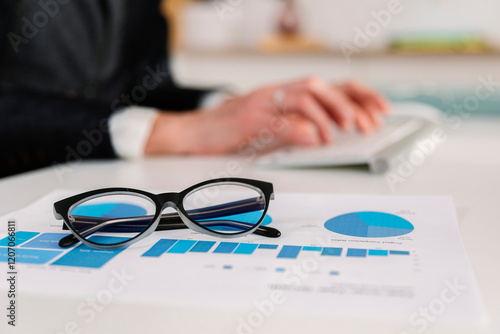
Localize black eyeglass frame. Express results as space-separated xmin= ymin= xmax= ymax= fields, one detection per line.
xmin=53 ymin=178 xmax=276 ymax=250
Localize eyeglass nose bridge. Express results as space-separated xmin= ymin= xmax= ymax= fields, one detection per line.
xmin=157 ymin=192 xmax=181 ymax=210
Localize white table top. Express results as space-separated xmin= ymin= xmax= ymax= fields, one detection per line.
xmin=1 ymin=115 xmax=499 ymax=334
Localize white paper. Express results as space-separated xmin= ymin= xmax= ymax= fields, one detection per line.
xmin=0 ymin=190 xmax=487 ymax=327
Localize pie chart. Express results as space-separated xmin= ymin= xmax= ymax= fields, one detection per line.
xmin=324 ymin=212 xmax=414 ymax=238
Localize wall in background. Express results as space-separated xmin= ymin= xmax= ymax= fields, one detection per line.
xmin=174 ymin=0 xmax=500 ymax=53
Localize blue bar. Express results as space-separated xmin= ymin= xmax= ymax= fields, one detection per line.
xmin=329 ymin=271 xmax=340 ymax=276
xmin=52 ymin=236 xmax=128 ymax=268
xmin=275 ymin=267 xmax=285 ymax=272
xmin=21 ymin=233 xmax=70 ymax=249
xmin=0 ymin=247 xmax=62 ymax=264
xmin=234 ymin=243 xmax=259 ymax=255
xmin=189 ymin=241 xmax=216 ymax=253
xmin=302 ymin=246 xmax=322 ymax=251
xmin=0 ymin=231 xmax=39 ymax=247
xmin=369 ymin=249 xmax=388 ymax=256
xmin=321 ymin=247 xmax=342 ymax=256
xmin=258 ymin=244 xmax=278 ymax=249
xmin=223 ymin=265 xmax=233 ymax=270
xmin=347 ymin=248 xmax=367 ymax=257
xmin=142 ymin=239 xmax=178 ymax=257
xmin=390 ymin=250 xmax=410 ymax=255
xmin=277 ymin=245 xmax=301 ymax=259
xmin=168 ymin=240 xmax=196 ymax=254
xmin=213 ymin=242 xmax=239 ymax=254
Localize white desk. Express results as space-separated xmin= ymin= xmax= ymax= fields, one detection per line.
xmin=0 ymin=115 xmax=499 ymax=334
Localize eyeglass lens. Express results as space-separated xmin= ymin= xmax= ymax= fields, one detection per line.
xmin=67 ymin=184 xmax=266 ymax=246
xmin=183 ymin=184 xmax=266 ymax=234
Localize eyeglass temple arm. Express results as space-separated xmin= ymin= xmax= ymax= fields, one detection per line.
xmin=154 ymin=217 xmax=280 ymax=238
xmin=59 ymin=197 xmax=279 ymax=247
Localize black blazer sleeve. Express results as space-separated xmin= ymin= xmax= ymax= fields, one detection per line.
xmin=0 ymin=92 xmax=116 ymax=178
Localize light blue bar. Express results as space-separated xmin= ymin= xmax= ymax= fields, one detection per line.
xmin=142 ymin=239 xmax=178 ymax=257
xmin=223 ymin=265 xmax=233 ymax=270
xmin=168 ymin=240 xmax=196 ymax=254
xmin=213 ymin=242 xmax=239 ymax=254
xmin=52 ymin=236 xmax=128 ymax=268
xmin=21 ymin=233 xmax=70 ymax=249
xmin=302 ymin=246 xmax=322 ymax=251
xmin=0 ymin=231 xmax=39 ymax=247
xmin=0 ymin=247 xmax=62 ymax=264
xmin=189 ymin=241 xmax=216 ymax=253
xmin=234 ymin=243 xmax=259 ymax=255
xmin=329 ymin=271 xmax=340 ymax=276
xmin=390 ymin=250 xmax=410 ymax=255
xmin=346 ymin=248 xmax=367 ymax=257
xmin=277 ymin=245 xmax=301 ymax=259
xmin=369 ymin=249 xmax=388 ymax=256
xmin=321 ymin=247 xmax=342 ymax=256
xmin=258 ymin=244 xmax=278 ymax=249
xmin=275 ymin=267 xmax=285 ymax=272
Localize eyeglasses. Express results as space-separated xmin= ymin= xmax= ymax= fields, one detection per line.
xmin=53 ymin=178 xmax=279 ymax=249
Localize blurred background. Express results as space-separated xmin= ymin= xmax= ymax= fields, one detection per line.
xmin=163 ymin=0 xmax=500 ymax=114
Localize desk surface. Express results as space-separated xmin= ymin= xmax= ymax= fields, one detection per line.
xmin=0 ymin=116 xmax=499 ymax=334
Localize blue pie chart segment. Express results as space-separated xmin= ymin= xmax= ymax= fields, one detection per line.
xmin=324 ymin=212 xmax=414 ymax=238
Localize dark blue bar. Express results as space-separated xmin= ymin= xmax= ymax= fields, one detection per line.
xmin=390 ymin=250 xmax=410 ymax=255
xmin=189 ymin=241 xmax=216 ymax=253
xmin=52 ymin=236 xmax=128 ymax=268
xmin=258 ymin=244 xmax=278 ymax=249
xmin=142 ymin=239 xmax=178 ymax=257
xmin=321 ymin=247 xmax=342 ymax=256
xmin=277 ymin=245 xmax=301 ymax=259
xmin=346 ymin=248 xmax=367 ymax=257
xmin=213 ymin=242 xmax=239 ymax=254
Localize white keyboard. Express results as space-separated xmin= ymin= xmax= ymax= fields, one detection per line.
xmin=255 ymin=116 xmax=428 ymax=171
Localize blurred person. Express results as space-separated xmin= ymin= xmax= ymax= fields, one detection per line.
xmin=0 ymin=0 xmax=389 ymax=178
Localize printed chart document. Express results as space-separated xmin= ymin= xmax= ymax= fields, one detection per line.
xmin=0 ymin=191 xmax=486 ymax=329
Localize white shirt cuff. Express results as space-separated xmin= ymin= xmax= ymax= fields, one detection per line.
xmin=199 ymin=90 xmax=234 ymax=108
xmin=109 ymin=107 xmax=159 ymax=159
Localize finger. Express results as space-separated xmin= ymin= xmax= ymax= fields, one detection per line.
xmin=354 ymin=104 xmax=377 ymax=134
xmin=351 ymin=94 xmax=382 ymax=128
xmin=340 ymin=80 xmax=391 ymax=114
xmin=287 ymin=77 xmax=356 ymax=131
xmin=275 ymin=116 xmax=322 ymax=147
xmin=286 ymin=92 xmax=333 ymax=144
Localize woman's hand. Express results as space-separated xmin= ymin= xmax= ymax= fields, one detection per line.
xmin=144 ymin=77 xmax=390 ymax=155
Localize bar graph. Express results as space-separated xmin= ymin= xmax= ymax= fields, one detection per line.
xmin=140 ymin=238 xmax=411 ymax=260
xmin=0 ymin=232 xmax=411 ymax=270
